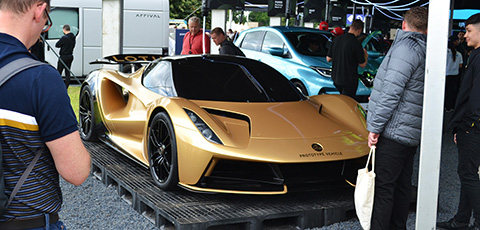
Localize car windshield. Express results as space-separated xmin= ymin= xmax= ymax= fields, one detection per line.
xmin=284 ymin=32 xmax=332 ymax=57
xmin=143 ymin=57 xmax=305 ymax=102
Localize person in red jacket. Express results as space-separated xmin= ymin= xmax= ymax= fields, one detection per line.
xmin=181 ymin=16 xmax=210 ymax=55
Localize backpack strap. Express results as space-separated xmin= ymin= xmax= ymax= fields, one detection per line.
xmin=0 ymin=57 xmax=46 ymax=87
xmin=0 ymin=57 xmax=46 ymax=208
xmin=6 ymin=148 xmax=43 ymax=207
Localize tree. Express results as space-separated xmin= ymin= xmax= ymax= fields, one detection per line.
xmin=170 ymin=0 xmax=201 ymax=20
xmin=248 ymin=11 xmax=269 ymax=26
xmin=232 ymin=10 xmax=246 ymax=24
xmin=170 ymin=0 xmax=212 ymax=29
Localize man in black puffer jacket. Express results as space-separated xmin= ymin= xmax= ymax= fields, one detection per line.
xmin=366 ymin=6 xmax=428 ymax=230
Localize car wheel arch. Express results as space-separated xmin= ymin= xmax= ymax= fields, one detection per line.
xmin=79 ymin=84 xmax=103 ymax=141
xmin=290 ymin=79 xmax=309 ymax=96
xmin=147 ymin=107 xmax=169 ymax=127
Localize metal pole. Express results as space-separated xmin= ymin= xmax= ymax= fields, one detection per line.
xmin=203 ymin=16 xmax=206 ymax=55
xmin=325 ymin=0 xmax=329 ymax=22
xmin=449 ymin=0 xmax=455 ymax=35
xmin=369 ymin=6 xmax=375 ymax=33
xmin=353 ymin=2 xmax=356 ymax=22
xmin=184 ymin=6 xmax=202 ymax=22
xmin=415 ymin=0 xmax=451 ymax=228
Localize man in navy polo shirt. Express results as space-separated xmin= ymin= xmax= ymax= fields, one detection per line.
xmin=0 ymin=0 xmax=91 ymax=229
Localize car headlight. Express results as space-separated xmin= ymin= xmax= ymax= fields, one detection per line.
xmin=359 ymin=72 xmax=375 ymax=88
xmin=310 ymin=66 xmax=332 ymax=78
xmin=184 ymin=109 xmax=223 ymax=145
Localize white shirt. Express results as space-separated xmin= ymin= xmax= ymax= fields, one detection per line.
xmin=446 ymin=49 xmax=463 ymax=76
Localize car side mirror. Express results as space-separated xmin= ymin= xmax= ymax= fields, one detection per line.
xmin=268 ymin=47 xmax=286 ymax=57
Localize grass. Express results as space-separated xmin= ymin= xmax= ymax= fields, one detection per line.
xmin=68 ymin=85 xmax=81 ymax=121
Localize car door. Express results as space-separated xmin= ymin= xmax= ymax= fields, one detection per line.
xmin=237 ymin=30 xmax=265 ymax=60
xmin=359 ymin=31 xmax=386 ymax=76
xmin=358 ymin=31 xmax=386 ymax=88
xmin=256 ymin=31 xmax=290 ymax=79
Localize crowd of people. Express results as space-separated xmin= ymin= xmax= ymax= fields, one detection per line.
xmin=178 ymin=16 xmax=347 ymax=58
xmin=180 ymin=16 xmax=244 ymax=56
xmin=437 ymin=13 xmax=480 ymax=230
xmin=317 ymin=6 xmax=480 ymax=230
xmin=323 ymin=7 xmax=480 ymax=229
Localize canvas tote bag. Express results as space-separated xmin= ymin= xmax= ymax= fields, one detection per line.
xmin=354 ymin=146 xmax=376 ymax=230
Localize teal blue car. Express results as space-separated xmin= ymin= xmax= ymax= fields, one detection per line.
xmin=235 ymin=26 xmax=385 ymax=102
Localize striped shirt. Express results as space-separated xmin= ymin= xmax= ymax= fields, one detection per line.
xmin=0 ymin=33 xmax=78 ymax=221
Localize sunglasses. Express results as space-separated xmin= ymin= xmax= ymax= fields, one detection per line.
xmin=42 ymin=8 xmax=52 ymax=33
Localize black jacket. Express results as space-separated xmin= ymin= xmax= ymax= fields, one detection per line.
xmin=449 ymin=47 xmax=480 ymax=131
xmin=219 ymin=40 xmax=245 ymax=57
xmin=55 ymin=33 xmax=75 ymax=56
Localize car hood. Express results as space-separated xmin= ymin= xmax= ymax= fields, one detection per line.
xmin=192 ymin=99 xmax=364 ymax=140
xmin=182 ymin=98 xmax=368 ymax=161
xmin=299 ymin=55 xmax=330 ymax=67
xmin=172 ymin=96 xmax=368 ymax=164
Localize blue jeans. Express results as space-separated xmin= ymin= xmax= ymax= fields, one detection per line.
xmin=27 ymin=215 xmax=67 ymax=230
xmin=27 ymin=219 xmax=66 ymax=230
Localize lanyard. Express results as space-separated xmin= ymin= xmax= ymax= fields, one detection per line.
xmin=189 ymin=32 xmax=198 ymax=54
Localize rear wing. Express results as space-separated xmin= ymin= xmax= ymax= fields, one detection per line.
xmin=89 ymin=54 xmax=164 ymax=65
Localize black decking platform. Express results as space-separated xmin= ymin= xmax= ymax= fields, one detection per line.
xmin=84 ymin=141 xmax=357 ymax=230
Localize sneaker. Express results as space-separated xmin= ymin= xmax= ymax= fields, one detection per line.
xmin=437 ymin=218 xmax=469 ymax=229
xmin=468 ymin=223 xmax=480 ymax=230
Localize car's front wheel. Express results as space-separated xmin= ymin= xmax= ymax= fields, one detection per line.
xmin=147 ymin=112 xmax=179 ymax=190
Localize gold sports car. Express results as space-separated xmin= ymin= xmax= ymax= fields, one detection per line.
xmin=79 ymin=54 xmax=369 ymax=195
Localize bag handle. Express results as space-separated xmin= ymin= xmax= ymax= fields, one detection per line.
xmin=364 ymin=146 xmax=376 ymax=173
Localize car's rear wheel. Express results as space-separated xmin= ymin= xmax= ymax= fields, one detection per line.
xmin=79 ymin=86 xmax=97 ymax=141
xmin=148 ymin=112 xmax=179 ymax=190
xmin=292 ymin=80 xmax=308 ymax=96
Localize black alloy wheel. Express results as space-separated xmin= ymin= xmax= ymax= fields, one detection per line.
xmin=79 ymin=86 xmax=97 ymax=141
xmin=148 ymin=112 xmax=179 ymax=190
